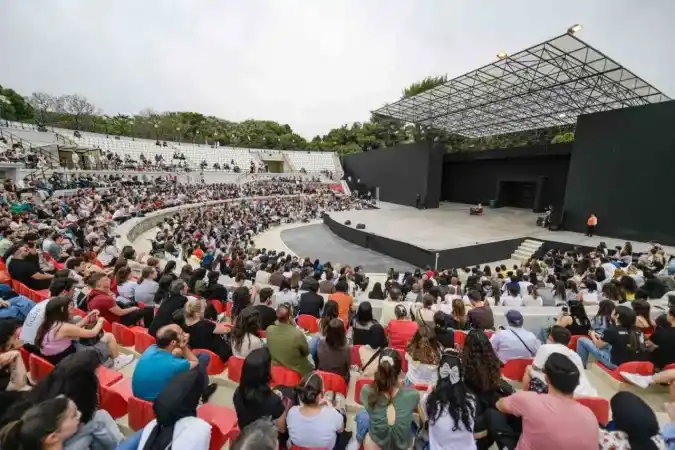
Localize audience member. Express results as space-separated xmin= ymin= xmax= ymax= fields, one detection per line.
xmin=386 ymin=304 xmax=418 ymax=350
xmin=267 ymin=303 xmax=313 ymax=377
xmin=254 ymin=287 xmax=277 ymax=330
xmin=352 ymin=301 xmax=377 ymax=345
xmin=230 ymin=306 xmax=264 ymax=358
xmin=147 ymin=279 xmax=188 ymax=336
xmin=490 ymin=310 xmax=540 ymax=362
xmin=183 ymin=297 xmax=232 ymax=362
xmin=317 ymin=318 xmax=350 ymax=379
xmin=358 ymin=324 xmax=388 ymax=377
xmin=599 ymin=391 xmax=668 ymax=449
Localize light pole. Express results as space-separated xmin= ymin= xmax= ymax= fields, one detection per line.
xmin=154 ymin=123 xmax=159 ymax=141
xmin=129 ymin=119 xmax=135 ymax=140
xmin=0 ymin=95 xmax=9 ymax=127
xmin=194 ymin=129 xmax=200 ymax=144
xmin=176 ymin=127 xmax=181 ymax=142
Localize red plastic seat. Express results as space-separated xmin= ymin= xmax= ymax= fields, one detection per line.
xmin=454 ymin=331 xmax=467 ymax=349
xmin=134 ymin=331 xmax=156 ymax=354
xmin=71 ymin=308 xmax=87 ymax=319
xmin=354 ymin=377 xmax=374 ymax=405
xmin=394 ymin=348 xmax=408 ymax=373
xmin=501 ymin=358 xmax=534 ymax=382
xmin=19 ymin=347 xmax=30 ymax=369
xmin=192 ymin=349 xmax=228 ymax=375
xmin=664 ymin=363 xmax=675 ymax=371
xmin=270 ymin=365 xmax=302 ymax=387
xmin=225 ymin=302 xmax=233 ymax=318
xmin=197 ymin=403 xmax=238 ymax=450
xmin=29 ymin=353 xmax=54 ymax=383
xmin=258 ymin=330 xmax=266 ymax=339
xmin=291 ymin=446 xmax=329 ymax=450
xmin=317 ymin=371 xmax=348 ymax=397
xmin=412 ymin=384 xmax=430 ymax=393
xmin=96 ymin=365 xmax=124 ymax=387
xmin=128 ymin=396 xmax=156 ymax=431
xmin=351 ymin=345 xmax=362 ymax=368
xmin=297 ymin=315 xmax=319 ymax=334
xmin=568 ymin=334 xmax=583 ymax=351
xmin=484 ymin=330 xmax=494 ymax=339
xmin=227 ymin=356 xmax=245 ymax=383
xmin=576 ymin=396 xmax=610 ymax=426
xmin=209 ymin=299 xmax=224 ymax=314
xmin=596 ymin=361 xmax=654 ymax=382
xmin=112 ymin=322 xmax=136 ymax=347
xmin=100 ymin=384 xmax=129 ymax=419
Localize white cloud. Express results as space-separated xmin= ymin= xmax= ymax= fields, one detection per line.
xmin=1 ymin=0 xmax=673 ymax=138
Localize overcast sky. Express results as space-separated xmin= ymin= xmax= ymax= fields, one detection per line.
xmin=2 ymin=0 xmax=673 ymax=138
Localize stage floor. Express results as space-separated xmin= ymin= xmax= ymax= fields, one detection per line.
xmin=329 ymin=202 xmax=675 ymax=253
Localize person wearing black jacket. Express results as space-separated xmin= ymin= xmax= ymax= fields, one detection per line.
xmin=202 ymin=271 xmax=228 ymax=302
xmin=254 ymin=288 xmax=277 ymax=330
xmin=296 ymin=280 xmax=324 ymax=318
xmin=149 ymin=280 xmax=189 ymax=337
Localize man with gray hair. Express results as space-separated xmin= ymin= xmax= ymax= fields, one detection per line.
xmin=148 ymin=278 xmax=189 ymax=337
xmin=232 ymin=418 xmax=278 ymax=450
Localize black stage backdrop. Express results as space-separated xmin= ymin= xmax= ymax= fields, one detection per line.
xmin=563 ymin=100 xmax=675 ymax=245
xmin=441 ymin=143 xmax=571 ymax=211
xmin=342 ymin=142 xmax=443 ymax=208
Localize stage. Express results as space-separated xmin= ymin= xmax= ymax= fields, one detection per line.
xmin=324 ymin=202 xmax=674 ymax=269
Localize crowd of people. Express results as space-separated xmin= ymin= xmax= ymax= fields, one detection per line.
xmin=0 ymin=172 xmax=673 ymax=449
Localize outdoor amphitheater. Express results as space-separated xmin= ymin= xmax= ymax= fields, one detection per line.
xmin=0 ymin=25 xmax=674 ymax=450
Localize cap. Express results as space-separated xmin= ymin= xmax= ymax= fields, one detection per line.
xmin=505 ymin=310 xmax=524 ymax=327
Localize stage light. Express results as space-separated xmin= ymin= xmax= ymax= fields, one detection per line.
xmin=497 ymin=52 xmax=509 ymax=60
xmin=567 ymin=24 xmax=582 ymax=34
xmin=559 ymin=113 xmax=567 ymax=118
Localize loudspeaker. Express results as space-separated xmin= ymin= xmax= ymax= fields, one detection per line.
xmin=344 ymin=220 xmax=351 ymax=225
xmin=356 ymin=223 xmax=366 ymax=230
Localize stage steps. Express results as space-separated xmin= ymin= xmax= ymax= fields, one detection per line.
xmin=511 ymin=239 xmax=543 ymax=262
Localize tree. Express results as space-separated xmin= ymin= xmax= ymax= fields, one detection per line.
xmin=402 ymin=75 xmax=448 ymax=98
xmin=27 ymin=92 xmax=56 ymax=125
xmin=551 ymin=131 xmax=575 ymax=144
xmin=59 ymin=94 xmax=97 ymax=130
xmin=0 ymin=86 xmax=33 ymax=121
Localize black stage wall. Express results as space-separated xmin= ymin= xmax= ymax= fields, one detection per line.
xmin=564 ymin=100 xmax=675 ymax=245
xmin=342 ymin=142 xmax=443 ymax=208
xmin=324 ymin=214 xmax=523 ymax=269
xmin=441 ymin=143 xmax=572 ymax=212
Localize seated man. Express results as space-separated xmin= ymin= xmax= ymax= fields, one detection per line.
xmin=490 ymin=311 xmax=539 ymax=362
xmin=132 ymin=324 xmax=217 ymax=402
xmin=7 ymin=245 xmax=53 ymax=291
xmin=296 ymin=280 xmax=324 ymax=319
xmin=494 ymin=353 xmax=599 ymax=450
xmin=266 ymin=303 xmax=313 ymax=377
xmin=254 ymin=288 xmax=277 ymax=330
xmin=86 ymin=272 xmax=154 ymax=328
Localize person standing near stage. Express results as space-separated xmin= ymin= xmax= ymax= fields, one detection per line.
xmin=586 ymin=213 xmax=598 ymax=237
xmin=415 ymin=193 xmax=421 ymax=209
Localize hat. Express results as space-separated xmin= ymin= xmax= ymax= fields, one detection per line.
xmin=505 ymin=310 xmax=524 ymax=327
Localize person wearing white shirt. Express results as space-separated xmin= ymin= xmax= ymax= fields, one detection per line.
xmin=521 ymin=285 xmax=543 ymax=307
xmin=523 ymin=325 xmax=597 ymax=397
xmin=490 ymin=311 xmax=540 ymax=362
xmin=500 ymin=285 xmax=522 ymax=307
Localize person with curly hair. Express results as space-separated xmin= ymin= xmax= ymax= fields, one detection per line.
xmin=405 ymin=327 xmax=441 ymax=386
xmin=230 ymin=306 xmax=264 ymax=359
xmin=462 ymin=330 xmax=511 ymax=450
xmin=423 ymin=351 xmax=477 ymax=449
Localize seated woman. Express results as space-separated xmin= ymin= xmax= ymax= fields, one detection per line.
xmin=386 ymin=304 xmax=418 ymax=350
xmin=287 ymin=372 xmax=347 ymax=450
xmin=317 ymin=318 xmax=350 ymax=380
xmin=352 ymin=302 xmax=377 ymax=346
xmin=0 ymin=397 xmax=82 ymax=450
xmin=231 ymin=286 xmax=254 ymax=321
xmin=147 ymin=279 xmax=189 ymax=337
xmin=230 ymin=307 xmax=264 ymax=359
xmin=591 ymin=300 xmax=615 ymax=333
xmin=358 ymin=324 xmax=388 ymax=377
xmin=405 ymin=327 xmax=441 ymax=387
xmin=0 ymin=350 xmax=123 ymax=449
xmin=462 ymin=330 xmax=513 ymax=450
xmin=115 ymin=266 xmax=138 ymax=306
xmin=356 ymin=348 xmax=420 ymax=450
xmin=310 ymin=300 xmax=340 ymax=360
xmin=201 ymin=270 xmax=228 ymax=302
xmin=599 ymin=391 xmax=667 ymax=450
xmin=632 ymin=299 xmax=655 ymax=335
xmin=368 ymin=282 xmax=385 ymax=300
xmin=134 ymin=266 xmax=159 ymax=306
xmin=556 ymin=300 xmax=591 ymax=336
xmin=445 ymin=298 xmax=469 ymax=330
xmin=233 ymin=348 xmax=288 ymax=433
xmin=576 ymin=305 xmax=647 ymax=370
xmin=188 ymin=267 xmax=207 ymax=296
xmin=413 ymin=294 xmax=436 ymax=330
xmin=152 ymin=275 xmax=174 ymax=306
xmin=433 ymin=311 xmax=455 ymax=350
xmin=36 ymin=294 xmax=134 ymax=370
xmin=0 ymin=320 xmax=29 ymax=392
xmin=183 ymin=298 xmax=232 ymax=363
xmin=423 ymin=351 xmax=477 ymax=450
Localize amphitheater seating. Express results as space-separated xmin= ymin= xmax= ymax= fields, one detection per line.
xmin=454 ymin=330 xmax=467 ymax=349
xmin=297 ymin=314 xmax=319 ymax=334
xmin=501 ymin=358 xmax=535 ymax=382
xmin=196 ymin=403 xmax=238 ymax=450
xmin=11 ymin=280 xmax=49 ymax=303
xmin=227 ymin=356 xmax=245 ymax=383
xmin=128 ymin=395 xmax=156 ymax=431
xmin=576 ymin=397 xmax=610 ymax=426
xmin=595 ymin=360 xmax=655 ymax=382
xmin=112 ymin=322 xmax=137 ymax=347
xmin=284 ymin=151 xmax=336 ymax=173
xmin=134 ymin=331 xmax=156 ymax=354
xmin=569 ymin=334 xmax=583 ymax=350
xmin=317 ymin=371 xmax=348 ymax=397
xmin=354 ymin=378 xmax=374 ymax=406
xmin=192 ymin=349 xmax=228 ymax=375
xmin=271 ymin=365 xmax=302 ymax=387
xmin=28 ymin=353 xmax=54 ymax=383
xmin=351 ymin=345 xmax=362 ymax=368
xmin=100 ymin=383 xmax=129 ymax=420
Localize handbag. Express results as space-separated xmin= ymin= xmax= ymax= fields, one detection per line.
xmin=509 ymin=329 xmax=535 ymax=356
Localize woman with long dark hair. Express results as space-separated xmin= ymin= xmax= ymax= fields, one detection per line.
xmin=355 ymin=348 xmax=420 ymax=450
xmin=0 ymin=397 xmax=81 ymax=450
xmin=552 ymin=280 xmax=567 ymax=305
xmin=309 ymin=300 xmax=339 ymax=360
xmin=368 ymin=282 xmax=385 ymax=300
xmin=202 ymin=270 xmax=228 ymax=302
xmin=462 ymin=330 xmax=511 ymax=450
xmin=0 ymin=351 xmax=123 ymax=449
xmin=632 ymin=299 xmax=655 ymax=333
xmin=231 ymin=286 xmax=253 ymax=320
xmin=601 ymin=281 xmax=626 ymax=303
xmin=405 ymin=327 xmax=441 ymax=386
xmin=187 ymin=267 xmax=206 ymax=294
xmin=424 ymin=352 xmax=477 ymax=450
xmin=233 ymin=348 xmax=287 ymax=432
xmin=230 ymin=306 xmax=263 ymax=358
xmin=152 ymin=275 xmax=174 ymax=305
xmin=577 ymin=305 xmax=646 ymax=369
xmin=599 ymin=391 xmax=667 ymax=450
xmin=160 ymin=260 xmax=177 ymax=281
xmin=621 ymin=276 xmax=638 ymax=301
xmin=352 ymin=301 xmax=377 ymax=346
xmin=358 ymin=324 xmax=388 ymax=377
xmin=556 ymin=300 xmax=591 ymax=336
xmin=592 ymin=300 xmax=615 ymax=333
xmin=317 ymin=318 xmax=350 ymax=379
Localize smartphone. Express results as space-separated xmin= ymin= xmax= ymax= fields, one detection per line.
xmin=561 ymin=305 xmax=569 ymax=315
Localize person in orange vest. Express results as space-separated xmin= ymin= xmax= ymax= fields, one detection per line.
xmin=586 ymin=213 xmax=598 ymax=237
